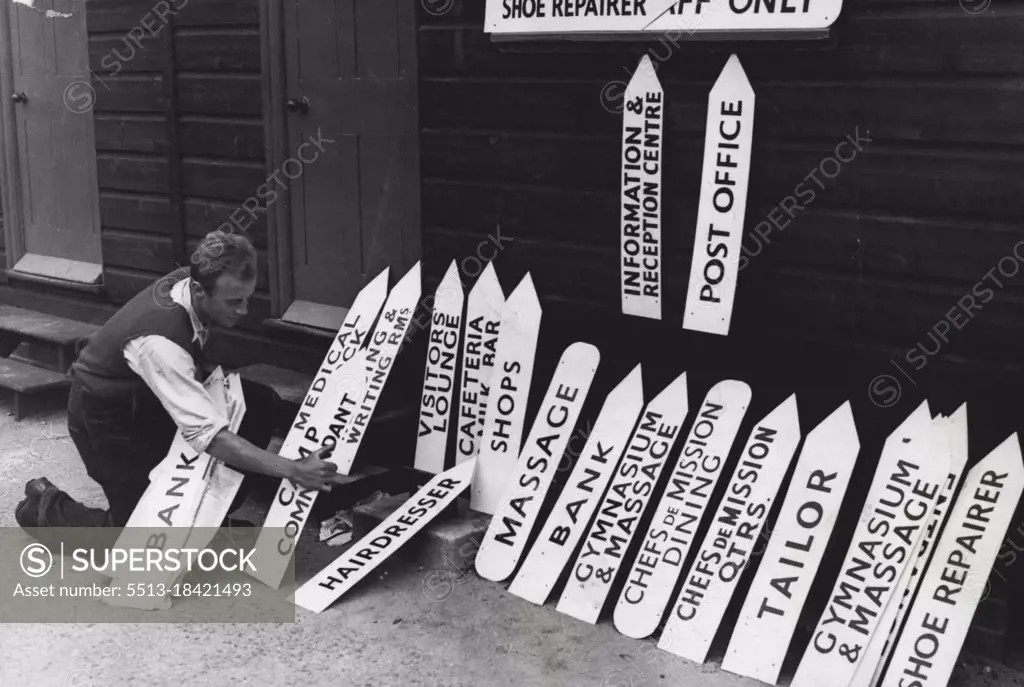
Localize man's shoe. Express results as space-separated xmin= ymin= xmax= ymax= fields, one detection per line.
xmin=15 ymin=496 xmax=39 ymax=529
xmin=25 ymin=477 xmax=57 ymax=500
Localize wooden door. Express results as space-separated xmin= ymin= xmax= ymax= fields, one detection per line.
xmin=279 ymin=0 xmax=420 ymax=330
xmin=3 ymin=0 xmax=102 ymax=283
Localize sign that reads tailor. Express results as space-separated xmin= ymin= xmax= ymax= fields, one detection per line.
xmin=557 ymin=372 xmax=689 ymax=624
xmin=658 ymin=395 xmax=801 ymax=664
xmin=721 ymin=401 xmax=860 ymax=685
xmin=292 ymin=459 xmax=476 ymax=614
xmin=613 ymin=379 xmax=751 ymax=640
xmin=882 ymin=434 xmax=1024 ymax=687
xmin=621 ymin=55 xmax=664 ymax=321
xmin=476 ymin=342 xmax=600 ymax=582
xmin=683 ymin=55 xmax=754 ymax=337
xmin=508 ymin=365 xmax=644 ymax=605
xmin=414 ymin=261 xmax=466 ymax=474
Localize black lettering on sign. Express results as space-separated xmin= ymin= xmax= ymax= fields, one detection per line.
xmin=419 ymin=311 xmax=461 ymax=437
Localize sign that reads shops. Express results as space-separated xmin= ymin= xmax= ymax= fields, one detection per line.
xmin=476 ymin=342 xmax=600 ymax=581
xmin=683 ymin=55 xmax=754 ymax=337
xmin=721 ymin=401 xmax=860 ymax=684
xmin=508 ymin=365 xmax=644 ymax=605
xmin=658 ymin=395 xmax=801 ymax=664
xmin=613 ymin=379 xmax=751 ymax=640
xmin=621 ymin=55 xmax=664 ymax=320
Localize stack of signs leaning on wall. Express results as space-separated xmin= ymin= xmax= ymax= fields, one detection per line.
xmin=683 ymin=55 xmax=754 ymax=337
xmin=620 ymin=55 xmax=664 ymax=321
xmin=247 ymin=268 xmax=391 ymax=588
xmin=470 ymin=274 xmax=542 ymax=515
xmin=658 ymin=395 xmax=802 ymax=663
xmin=474 ymin=342 xmax=601 ymax=582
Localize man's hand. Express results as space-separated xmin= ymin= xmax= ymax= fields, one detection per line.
xmin=288 ymin=445 xmax=341 ymax=492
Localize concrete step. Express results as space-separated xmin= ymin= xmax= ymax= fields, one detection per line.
xmin=0 ymin=357 xmax=71 ymax=420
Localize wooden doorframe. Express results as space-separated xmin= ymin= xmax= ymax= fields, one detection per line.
xmin=0 ymin=3 xmax=26 ymax=273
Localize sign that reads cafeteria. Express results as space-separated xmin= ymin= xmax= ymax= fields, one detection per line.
xmin=485 ymin=0 xmax=843 ymax=33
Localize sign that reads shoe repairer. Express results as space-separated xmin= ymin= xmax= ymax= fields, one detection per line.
xmin=557 ymin=372 xmax=689 ymax=624
xmin=683 ymin=55 xmax=754 ymax=337
xmin=470 ymin=274 xmax=542 ymax=515
xmin=415 ymin=261 xmax=466 ymax=474
xmin=614 ymin=379 xmax=751 ymax=640
xmin=721 ymin=401 xmax=860 ymax=684
xmin=293 ymin=459 xmax=476 ymax=614
xmin=508 ymin=365 xmax=644 ymax=605
xmin=475 ymin=342 xmax=600 ymax=582
xmin=621 ymin=55 xmax=664 ymax=321
xmin=484 ymin=0 xmax=843 ymax=34
xmin=658 ymin=395 xmax=801 ymax=664
xmin=881 ymin=434 xmax=1024 ymax=687
xmin=790 ymin=401 xmax=949 ymax=687
xmin=456 ymin=262 xmax=504 ymax=466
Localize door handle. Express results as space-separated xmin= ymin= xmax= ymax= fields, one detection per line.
xmin=286 ymin=96 xmax=309 ymax=114
xmin=11 ymin=92 xmax=27 ymax=104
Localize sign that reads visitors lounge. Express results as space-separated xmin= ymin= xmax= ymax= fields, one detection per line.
xmin=683 ymin=55 xmax=754 ymax=337
xmin=621 ymin=55 xmax=664 ymax=320
xmin=484 ymin=0 xmax=843 ymax=34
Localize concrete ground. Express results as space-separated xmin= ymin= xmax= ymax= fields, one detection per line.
xmin=0 ymin=405 xmax=1020 ymax=687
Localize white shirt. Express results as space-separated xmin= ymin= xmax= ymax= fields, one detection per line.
xmin=123 ymin=277 xmax=229 ymax=455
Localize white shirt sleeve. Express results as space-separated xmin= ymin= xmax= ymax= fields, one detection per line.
xmin=123 ymin=335 xmax=230 ymax=455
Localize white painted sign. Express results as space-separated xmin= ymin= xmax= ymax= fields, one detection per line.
xmin=508 ymin=365 xmax=644 ymax=605
xmin=722 ymin=400 xmax=860 ymax=684
xmin=658 ymin=394 xmax=802 ymax=663
xmin=475 ymin=342 xmax=601 ymax=582
xmin=881 ymin=433 xmax=1024 ymax=687
xmin=470 ymin=274 xmax=543 ymax=515
xmin=621 ymin=55 xmax=664 ymax=321
xmin=456 ymin=262 xmax=505 ymax=466
xmin=613 ymin=379 xmax=752 ymax=639
xmin=682 ymin=55 xmax=755 ymax=337
xmin=293 ymin=459 xmax=476 ymax=614
xmin=557 ymin=371 xmax=689 ymax=624
xmin=484 ymin=0 xmax=843 ymax=34
xmin=414 ymin=261 xmax=466 ymax=474
xmin=790 ymin=401 xmax=950 ymax=687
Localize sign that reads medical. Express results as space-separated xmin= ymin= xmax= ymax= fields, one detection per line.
xmin=621 ymin=55 xmax=664 ymax=320
xmin=414 ymin=261 xmax=466 ymax=474
xmin=722 ymin=401 xmax=860 ymax=684
xmin=470 ymin=274 xmax=543 ymax=515
xmin=613 ymin=379 xmax=751 ymax=640
xmin=292 ymin=459 xmax=476 ymax=614
xmin=557 ymin=372 xmax=689 ymax=624
xmin=475 ymin=342 xmax=600 ymax=582
xmin=683 ymin=55 xmax=754 ymax=337
xmin=484 ymin=0 xmax=843 ymax=34
xmin=790 ymin=402 xmax=949 ymax=687
xmin=881 ymin=434 xmax=1024 ymax=687
xmin=508 ymin=365 xmax=644 ymax=605
xmin=658 ymin=395 xmax=801 ymax=664
xmin=456 ymin=262 xmax=505 ymax=466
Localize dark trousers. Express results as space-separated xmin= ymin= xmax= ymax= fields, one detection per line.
xmin=37 ymin=375 xmax=281 ymax=528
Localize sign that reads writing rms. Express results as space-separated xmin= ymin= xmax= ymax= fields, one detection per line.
xmin=721 ymin=401 xmax=860 ymax=684
xmin=470 ymin=274 xmax=543 ymax=515
xmin=790 ymin=401 xmax=949 ymax=687
xmin=881 ymin=434 xmax=1024 ymax=687
xmin=456 ymin=262 xmax=505 ymax=466
xmin=508 ymin=365 xmax=644 ymax=605
xmin=484 ymin=0 xmax=843 ymax=33
xmin=613 ymin=379 xmax=751 ymax=640
xmin=683 ymin=55 xmax=754 ymax=337
xmin=292 ymin=459 xmax=476 ymax=614
xmin=414 ymin=261 xmax=466 ymax=474
xmin=621 ymin=55 xmax=664 ymax=321
xmin=475 ymin=342 xmax=600 ymax=582
xmin=658 ymin=395 xmax=801 ymax=663
xmin=557 ymin=372 xmax=689 ymax=624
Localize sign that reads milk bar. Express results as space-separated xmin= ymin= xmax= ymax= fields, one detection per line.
xmin=508 ymin=365 xmax=644 ymax=605
xmin=557 ymin=372 xmax=689 ymax=624
xmin=613 ymin=379 xmax=751 ymax=640
xmin=683 ymin=55 xmax=754 ymax=337
xmin=621 ymin=55 xmax=664 ymax=320
xmin=658 ymin=395 xmax=801 ymax=664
